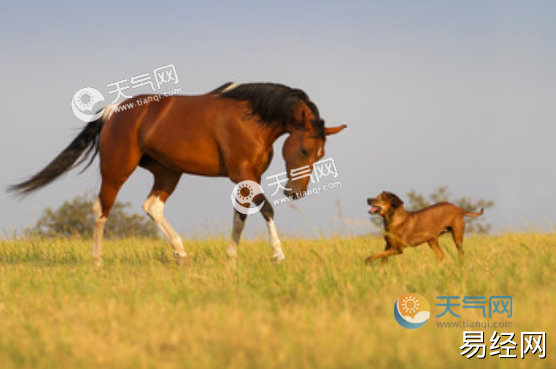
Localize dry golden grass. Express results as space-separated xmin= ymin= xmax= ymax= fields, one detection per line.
xmin=0 ymin=234 xmax=554 ymax=368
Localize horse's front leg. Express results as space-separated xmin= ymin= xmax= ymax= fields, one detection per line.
xmin=227 ymin=209 xmax=247 ymax=261
xmin=255 ymin=195 xmax=286 ymax=261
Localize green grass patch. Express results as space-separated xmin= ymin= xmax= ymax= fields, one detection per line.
xmin=0 ymin=234 xmax=554 ymax=368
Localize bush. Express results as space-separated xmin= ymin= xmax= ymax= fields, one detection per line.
xmin=31 ymin=193 xmax=158 ymax=239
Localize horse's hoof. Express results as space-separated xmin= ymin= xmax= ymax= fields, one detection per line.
xmin=272 ymin=254 xmax=286 ymax=263
xmin=93 ymin=258 xmax=104 ymax=269
xmin=227 ymin=258 xmax=238 ymax=269
xmin=173 ymin=252 xmax=188 ymax=266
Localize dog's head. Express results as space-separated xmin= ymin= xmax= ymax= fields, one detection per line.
xmin=367 ymin=191 xmax=404 ymax=217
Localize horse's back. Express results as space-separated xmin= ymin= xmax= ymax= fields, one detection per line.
xmin=100 ymin=94 xmax=245 ymax=176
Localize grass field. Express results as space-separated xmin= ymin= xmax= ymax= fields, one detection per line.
xmin=0 ymin=234 xmax=554 ymax=369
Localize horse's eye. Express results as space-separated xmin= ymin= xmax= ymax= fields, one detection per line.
xmin=301 ymin=148 xmax=308 ymax=156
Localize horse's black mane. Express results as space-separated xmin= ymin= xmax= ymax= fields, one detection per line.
xmin=212 ymin=82 xmax=324 ymax=138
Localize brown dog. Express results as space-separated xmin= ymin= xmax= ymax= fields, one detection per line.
xmin=366 ymin=191 xmax=483 ymax=263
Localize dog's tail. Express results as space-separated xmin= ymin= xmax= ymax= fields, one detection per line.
xmin=464 ymin=208 xmax=484 ymax=217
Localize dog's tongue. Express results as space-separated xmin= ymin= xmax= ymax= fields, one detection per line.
xmin=369 ymin=206 xmax=380 ymax=214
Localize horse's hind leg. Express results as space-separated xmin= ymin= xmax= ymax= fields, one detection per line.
xmin=93 ymin=172 xmax=137 ymax=267
xmin=92 ymin=138 xmax=141 ymax=267
xmin=92 ymin=181 xmax=119 ymax=267
xmin=142 ymin=164 xmax=186 ymax=264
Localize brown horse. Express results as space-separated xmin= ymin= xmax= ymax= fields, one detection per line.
xmin=10 ymin=82 xmax=346 ymax=266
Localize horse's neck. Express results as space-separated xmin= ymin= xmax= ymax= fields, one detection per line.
xmin=260 ymin=125 xmax=288 ymax=147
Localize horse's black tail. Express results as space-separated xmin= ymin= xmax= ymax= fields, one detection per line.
xmin=8 ymin=116 xmax=106 ymax=196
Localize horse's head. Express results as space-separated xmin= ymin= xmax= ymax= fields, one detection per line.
xmin=282 ymin=106 xmax=346 ymax=199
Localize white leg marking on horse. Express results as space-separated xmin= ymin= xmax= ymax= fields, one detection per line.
xmin=267 ymin=218 xmax=285 ymax=261
xmin=143 ymin=195 xmax=187 ymax=257
xmin=92 ymin=197 xmax=106 ymax=266
xmin=227 ymin=211 xmax=245 ymax=259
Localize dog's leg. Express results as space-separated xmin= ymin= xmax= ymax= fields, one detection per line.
xmin=427 ymin=238 xmax=445 ymax=260
xmin=380 ymin=244 xmax=393 ymax=264
xmin=451 ymin=220 xmax=466 ymax=259
xmin=365 ymin=248 xmax=402 ymax=264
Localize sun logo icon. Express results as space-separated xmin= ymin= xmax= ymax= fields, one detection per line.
xmin=230 ymin=180 xmax=265 ymax=215
xmin=401 ymin=295 xmax=419 ymax=314
xmin=71 ymin=87 xmax=105 ymax=122
xmin=394 ymin=293 xmax=430 ymax=329
xmin=76 ymin=90 xmax=95 ymax=110
xmin=237 ymin=182 xmax=256 ymax=203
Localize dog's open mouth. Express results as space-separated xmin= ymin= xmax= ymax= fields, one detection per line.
xmin=369 ymin=206 xmax=382 ymax=214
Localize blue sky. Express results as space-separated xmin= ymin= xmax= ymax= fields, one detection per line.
xmin=1 ymin=1 xmax=555 ymax=237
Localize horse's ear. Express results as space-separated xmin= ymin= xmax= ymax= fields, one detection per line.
xmin=302 ymin=110 xmax=312 ymax=130
xmin=325 ymin=125 xmax=347 ymax=136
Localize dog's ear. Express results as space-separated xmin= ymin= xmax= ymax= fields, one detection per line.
xmin=389 ymin=193 xmax=404 ymax=208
